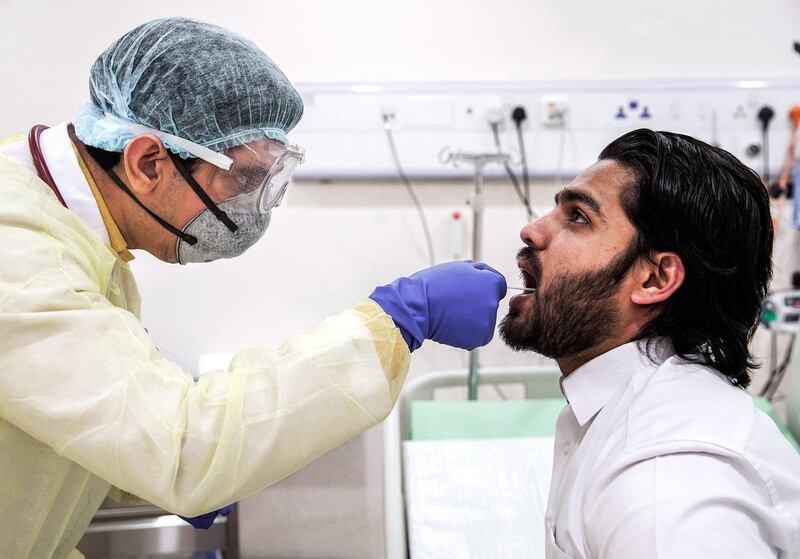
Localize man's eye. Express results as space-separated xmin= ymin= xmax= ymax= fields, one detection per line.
xmin=568 ymin=209 xmax=588 ymax=225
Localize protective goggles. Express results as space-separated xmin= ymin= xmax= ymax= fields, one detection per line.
xmin=221 ymin=141 xmax=306 ymax=214
xmin=103 ymin=112 xmax=305 ymax=215
xmin=99 ymin=113 xmax=305 ymax=240
xmin=167 ymin=140 xmax=304 ymax=236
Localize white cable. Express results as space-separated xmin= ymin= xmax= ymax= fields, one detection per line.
xmin=383 ymin=114 xmax=436 ymax=266
xmin=490 ymin=122 xmax=535 ymax=220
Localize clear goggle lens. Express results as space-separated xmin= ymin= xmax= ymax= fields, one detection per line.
xmin=259 ymin=150 xmax=303 ymax=211
xmin=95 ymin=113 xmax=305 ymax=216
xmin=224 ymin=143 xmax=305 ymax=213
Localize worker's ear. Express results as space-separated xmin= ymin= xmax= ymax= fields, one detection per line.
xmin=121 ymin=135 xmax=172 ymax=195
xmin=630 ymin=252 xmax=685 ymax=307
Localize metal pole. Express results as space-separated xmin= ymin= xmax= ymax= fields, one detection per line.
xmin=467 ymin=164 xmax=485 ymax=400
xmin=226 ymin=502 xmax=241 ymax=559
xmin=439 ymin=149 xmax=508 ymax=401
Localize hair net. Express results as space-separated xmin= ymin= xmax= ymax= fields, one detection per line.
xmin=75 ymin=17 xmax=304 ymax=158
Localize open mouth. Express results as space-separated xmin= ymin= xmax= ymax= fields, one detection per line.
xmin=518 ymin=264 xmax=538 ymax=292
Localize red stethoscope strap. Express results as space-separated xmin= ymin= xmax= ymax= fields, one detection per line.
xmin=28 ymin=125 xmax=68 ymax=208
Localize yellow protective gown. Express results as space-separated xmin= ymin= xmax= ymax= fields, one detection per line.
xmin=0 ymin=149 xmax=410 ymax=558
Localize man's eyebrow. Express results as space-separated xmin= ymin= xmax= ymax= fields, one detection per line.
xmin=554 ymin=188 xmax=604 ymax=218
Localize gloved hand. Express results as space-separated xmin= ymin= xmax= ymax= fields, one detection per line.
xmin=179 ymin=504 xmax=233 ymax=530
xmin=370 ymin=261 xmax=507 ymax=352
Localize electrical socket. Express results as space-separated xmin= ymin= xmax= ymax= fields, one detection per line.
xmin=454 ymin=96 xmax=505 ymax=131
xmin=380 ymin=105 xmax=396 ymax=117
xmin=486 ymin=108 xmax=505 ymax=128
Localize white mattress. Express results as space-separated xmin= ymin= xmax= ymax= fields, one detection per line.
xmin=403 ymin=437 xmax=555 ymax=559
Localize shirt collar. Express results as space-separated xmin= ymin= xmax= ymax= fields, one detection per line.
xmin=39 ymin=123 xmax=134 ymax=262
xmin=38 ymin=123 xmax=109 ymax=244
xmin=561 ymin=340 xmax=669 ymax=426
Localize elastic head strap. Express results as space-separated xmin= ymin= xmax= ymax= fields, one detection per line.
xmin=94 ymin=158 xmax=198 ymax=246
xmin=168 ymin=151 xmax=239 ymax=233
xmin=102 ymin=111 xmax=235 ymax=171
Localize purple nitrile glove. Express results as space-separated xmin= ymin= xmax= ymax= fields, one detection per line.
xmin=180 ymin=504 xmax=233 ymax=530
xmin=370 ymin=261 xmax=507 ymax=352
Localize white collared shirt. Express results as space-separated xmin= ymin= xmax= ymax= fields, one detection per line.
xmin=545 ymin=341 xmax=800 ymax=559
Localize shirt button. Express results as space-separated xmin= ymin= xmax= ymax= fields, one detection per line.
xmin=546 ymin=516 xmax=554 ymax=528
xmin=562 ymin=442 xmax=571 ymax=455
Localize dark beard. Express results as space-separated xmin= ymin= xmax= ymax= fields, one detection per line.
xmin=499 ymin=239 xmax=641 ymax=359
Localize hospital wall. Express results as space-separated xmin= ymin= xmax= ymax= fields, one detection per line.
xmin=2 ymin=1 xmax=800 ymax=557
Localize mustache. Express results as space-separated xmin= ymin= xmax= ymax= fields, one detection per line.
xmin=516 ymin=246 xmax=542 ymax=286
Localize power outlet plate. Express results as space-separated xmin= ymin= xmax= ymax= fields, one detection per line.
xmin=541 ymin=95 xmax=568 ymax=127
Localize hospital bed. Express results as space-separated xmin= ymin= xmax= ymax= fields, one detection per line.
xmin=384 ymin=366 xmax=800 ymax=559
xmin=383 ymin=366 xmax=563 ymax=559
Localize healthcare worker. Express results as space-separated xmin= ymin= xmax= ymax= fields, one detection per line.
xmin=0 ymin=18 xmax=506 ymax=559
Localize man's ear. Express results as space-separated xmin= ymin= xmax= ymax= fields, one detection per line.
xmin=630 ymin=252 xmax=685 ymax=306
xmin=121 ymin=134 xmax=171 ymax=195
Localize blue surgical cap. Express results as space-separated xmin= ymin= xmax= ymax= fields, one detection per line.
xmin=75 ymin=17 xmax=304 ymax=158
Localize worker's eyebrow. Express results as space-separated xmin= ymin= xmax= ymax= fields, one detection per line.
xmin=554 ymin=188 xmax=605 ymax=219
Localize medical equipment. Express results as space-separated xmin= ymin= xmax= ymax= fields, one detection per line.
xmin=85 ymin=114 xmax=306 ymax=263
xmin=770 ymin=105 xmax=800 ymax=235
xmin=28 ymin=124 xmax=68 ymax=207
xmin=231 ymin=143 xmax=305 ymax=213
xmin=751 ymin=288 xmax=800 ymax=445
xmin=292 ymin=80 xmax=800 ymax=182
xmin=383 ymin=365 xmax=563 ymax=559
xmin=508 ymin=286 xmax=536 ymax=292
xmin=772 ymin=106 xmax=800 ymax=200
xmin=440 ymin=149 xmax=512 ymax=399
xmin=81 ymin=107 xmax=307 ymax=213
xmin=760 ymin=279 xmax=800 ymax=401
xmin=172 ymin=188 xmax=273 ymax=264
xmin=762 ymin=283 xmax=800 ymax=333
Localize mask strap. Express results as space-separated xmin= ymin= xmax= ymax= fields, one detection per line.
xmin=94 ymin=157 xmax=199 ymax=246
xmin=169 ymin=152 xmax=239 ymax=233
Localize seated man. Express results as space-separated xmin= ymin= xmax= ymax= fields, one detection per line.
xmin=500 ymin=129 xmax=800 ymax=558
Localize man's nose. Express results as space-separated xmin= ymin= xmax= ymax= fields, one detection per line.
xmin=520 ymin=218 xmax=549 ymax=250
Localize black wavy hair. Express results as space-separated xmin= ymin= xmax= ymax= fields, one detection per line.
xmin=600 ymin=129 xmax=773 ymax=388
